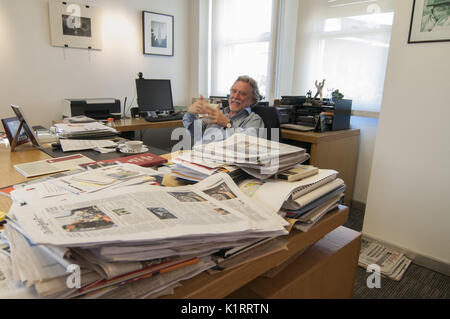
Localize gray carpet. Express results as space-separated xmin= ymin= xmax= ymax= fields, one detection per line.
xmin=344 ymin=207 xmax=450 ymax=299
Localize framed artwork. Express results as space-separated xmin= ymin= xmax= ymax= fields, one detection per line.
xmin=48 ymin=0 xmax=102 ymax=50
xmin=10 ymin=105 xmax=42 ymax=151
xmin=408 ymin=0 xmax=450 ymax=43
xmin=143 ymin=11 xmax=174 ymax=56
xmin=1 ymin=117 xmax=29 ymax=147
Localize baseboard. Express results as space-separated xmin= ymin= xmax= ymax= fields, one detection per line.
xmin=350 ymin=200 xmax=366 ymax=211
xmin=361 ymin=233 xmax=450 ymax=276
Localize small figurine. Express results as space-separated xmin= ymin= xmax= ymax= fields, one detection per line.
xmin=314 ymin=79 xmax=326 ymax=102
xmin=304 ymin=90 xmax=313 ymax=106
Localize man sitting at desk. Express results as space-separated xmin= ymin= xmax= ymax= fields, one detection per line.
xmin=182 ymin=75 xmax=264 ymax=144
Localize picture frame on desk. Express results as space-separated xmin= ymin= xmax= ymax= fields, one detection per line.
xmin=408 ymin=0 xmax=450 ymax=43
xmin=1 ymin=117 xmax=29 ymax=147
xmin=142 ymin=11 xmax=174 ymax=56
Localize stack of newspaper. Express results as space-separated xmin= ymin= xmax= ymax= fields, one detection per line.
xmin=191 ymin=133 xmax=310 ymax=179
xmin=2 ymin=163 xmax=289 ymax=298
xmin=239 ymin=168 xmax=346 ymax=232
xmin=358 ymin=238 xmax=412 ymax=281
xmin=170 ymin=150 xmax=245 ymax=182
xmin=54 ymin=122 xmax=117 ymax=139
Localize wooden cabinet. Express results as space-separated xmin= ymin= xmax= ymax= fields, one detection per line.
xmin=281 ymin=128 xmax=360 ymax=206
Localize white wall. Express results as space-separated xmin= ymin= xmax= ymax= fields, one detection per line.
xmin=0 ymin=0 xmax=194 ymax=128
xmin=363 ymin=0 xmax=450 ymax=266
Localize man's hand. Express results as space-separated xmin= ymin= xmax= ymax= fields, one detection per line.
xmin=187 ymin=95 xmax=210 ymax=115
xmin=204 ymin=105 xmax=230 ymax=127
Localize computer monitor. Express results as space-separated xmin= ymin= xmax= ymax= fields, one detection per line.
xmin=135 ymin=79 xmax=174 ymax=114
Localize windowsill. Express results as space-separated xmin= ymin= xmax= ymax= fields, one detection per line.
xmin=351 ymin=110 xmax=379 ymax=119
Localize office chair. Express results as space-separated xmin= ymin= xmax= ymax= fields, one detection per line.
xmin=251 ymin=105 xmax=280 ymax=141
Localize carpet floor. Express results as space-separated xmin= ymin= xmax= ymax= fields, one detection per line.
xmin=344 ymin=207 xmax=450 ymax=299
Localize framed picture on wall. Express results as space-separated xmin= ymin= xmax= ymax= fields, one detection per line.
xmin=143 ymin=11 xmax=174 ymax=56
xmin=408 ymin=0 xmax=450 ymax=43
xmin=48 ymin=0 xmax=102 ymax=50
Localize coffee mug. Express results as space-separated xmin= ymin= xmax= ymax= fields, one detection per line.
xmin=125 ymin=141 xmax=143 ymax=152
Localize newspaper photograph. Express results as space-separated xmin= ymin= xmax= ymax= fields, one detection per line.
xmin=12 ymin=174 xmax=287 ymax=247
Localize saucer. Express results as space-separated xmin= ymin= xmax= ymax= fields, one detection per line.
xmin=119 ymin=146 xmax=149 ymax=154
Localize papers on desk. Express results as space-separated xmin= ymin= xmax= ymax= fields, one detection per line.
xmin=11 ymin=172 xmax=287 ymax=248
xmin=54 ymin=122 xmax=117 ymax=139
xmin=63 ymin=115 xmax=96 ymax=123
xmin=13 ymin=153 xmax=94 ymax=178
xmin=192 ymin=133 xmax=309 ymax=179
xmin=4 ymin=168 xmax=289 ymax=298
xmin=59 ymin=139 xmax=118 ymax=152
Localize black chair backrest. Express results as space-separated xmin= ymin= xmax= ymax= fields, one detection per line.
xmin=251 ymin=105 xmax=280 ymax=140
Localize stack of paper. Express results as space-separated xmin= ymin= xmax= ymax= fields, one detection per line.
xmin=358 ymin=239 xmax=412 ymax=281
xmin=54 ymin=122 xmax=117 ymax=139
xmin=170 ymin=150 xmax=244 ymax=182
xmin=3 ymin=169 xmax=288 ymax=298
xmin=238 ymin=169 xmax=346 ymax=232
xmin=192 ymin=133 xmax=310 ymax=179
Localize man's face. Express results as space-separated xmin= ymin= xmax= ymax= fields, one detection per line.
xmin=228 ymin=81 xmax=254 ymax=113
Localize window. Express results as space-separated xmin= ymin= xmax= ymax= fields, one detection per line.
xmin=294 ymin=0 xmax=394 ymax=112
xmin=209 ymin=0 xmax=275 ymax=100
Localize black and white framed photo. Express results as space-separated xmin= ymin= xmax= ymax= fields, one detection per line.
xmin=143 ymin=11 xmax=174 ymax=56
xmin=408 ymin=0 xmax=450 ymax=43
xmin=48 ymin=0 xmax=102 ymax=50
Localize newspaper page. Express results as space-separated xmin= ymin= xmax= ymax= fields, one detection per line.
xmin=0 ymin=250 xmax=39 ymax=299
xmin=4 ymin=223 xmax=68 ymax=285
xmin=192 ymin=133 xmax=306 ymax=165
xmin=59 ymin=139 xmax=117 ymax=152
xmin=194 ymin=172 xmax=289 ymax=232
xmin=13 ymin=175 xmax=287 ymax=248
xmin=13 ymin=154 xmax=94 ymax=178
xmin=10 ymin=164 xmax=162 ymax=205
xmin=54 ymin=122 xmax=116 ymax=135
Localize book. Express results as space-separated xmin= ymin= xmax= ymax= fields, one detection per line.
xmin=79 ymin=152 xmax=168 ymax=169
xmin=275 ymin=165 xmax=319 ymax=182
xmin=0 ymin=185 xmax=15 ymax=198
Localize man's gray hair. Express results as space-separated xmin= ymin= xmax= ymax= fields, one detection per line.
xmin=234 ymin=75 xmax=263 ymax=103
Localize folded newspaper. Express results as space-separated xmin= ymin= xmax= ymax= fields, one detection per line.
xmin=358 ymin=238 xmax=412 ymax=281
xmin=4 ymin=169 xmax=289 ymax=298
xmin=192 ymin=133 xmax=310 ymax=179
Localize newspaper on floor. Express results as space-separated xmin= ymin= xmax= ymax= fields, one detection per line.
xmin=11 ymin=172 xmax=288 ymax=248
xmin=358 ymin=238 xmax=412 ymax=281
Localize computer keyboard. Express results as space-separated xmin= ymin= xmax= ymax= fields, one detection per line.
xmin=144 ymin=112 xmax=184 ymax=122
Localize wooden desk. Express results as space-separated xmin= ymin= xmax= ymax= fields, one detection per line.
xmin=0 ymin=144 xmax=361 ymax=299
xmin=281 ymin=129 xmax=360 ymax=206
xmin=113 ymin=117 xmax=183 ymax=132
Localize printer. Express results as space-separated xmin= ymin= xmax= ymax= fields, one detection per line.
xmin=62 ymin=98 xmax=121 ymax=120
